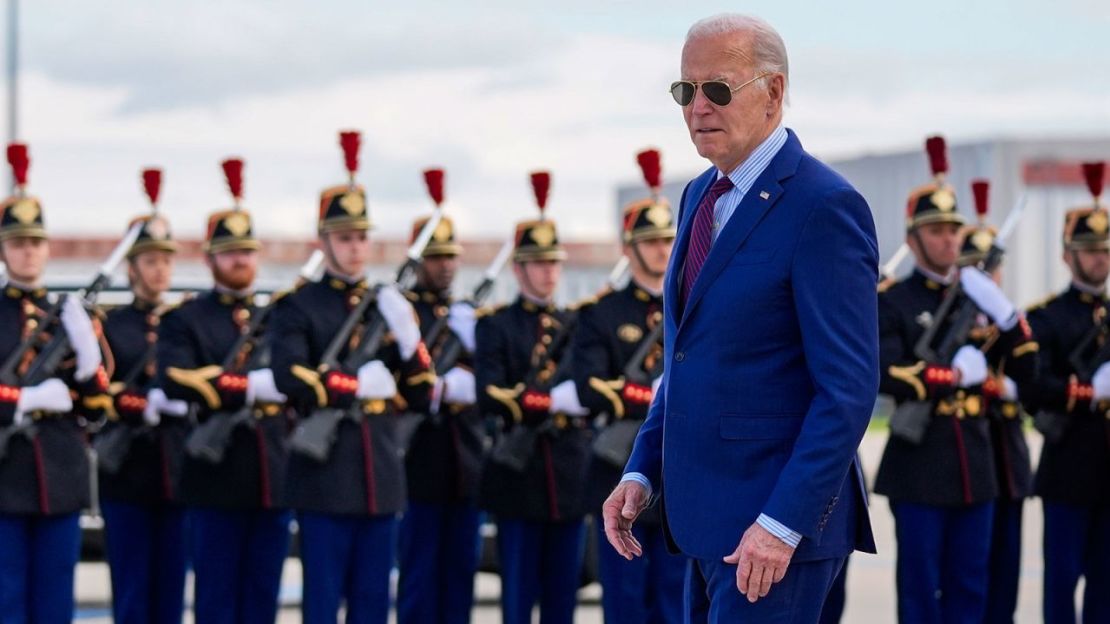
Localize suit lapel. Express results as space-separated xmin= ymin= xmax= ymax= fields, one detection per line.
xmin=679 ymin=131 xmax=804 ymax=327
xmin=665 ymin=168 xmax=715 ymax=326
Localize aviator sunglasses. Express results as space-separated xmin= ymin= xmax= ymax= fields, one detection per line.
xmin=669 ymin=73 xmax=771 ymax=107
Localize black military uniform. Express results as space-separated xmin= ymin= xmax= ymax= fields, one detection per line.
xmin=1020 ymin=171 xmax=1110 ymax=623
xmin=269 ymin=131 xmax=435 ymax=624
xmin=476 ymin=176 xmax=591 ymax=624
xmin=873 ymin=137 xmax=1036 ymax=623
xmin=0 ymin=142 xmax=112 ymax=622
xmin=157 ymin=159 xmax=291 ymax=624
xmin=97 ymin=170 xmax=191 ymax=624
xmin=571 ymin=158 xmax=686 ymax=624
xmin=398 ymin=207 xmax=488 ymax=624
xmin=955 ymin=180 xmax=1039 ymax=624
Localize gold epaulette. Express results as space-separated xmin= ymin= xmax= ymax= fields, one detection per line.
xmin=569 ymin=293 xmax=602 ymax=311
xmin=403 ymin=290 xmax=419 ymax=303
xmin=476 ymin=303 xmax=507 ymax=319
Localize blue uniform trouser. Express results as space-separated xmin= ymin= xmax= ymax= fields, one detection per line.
xmin=891 ymin=501 xmax=994 ymax=624
xmin=1042 ymin=501 xmax=1110 ymax=624
xmin=397 ymin=502 xmax=482 ymax=624
xmin=189 ymin=507 xmax=291 ymax=624
xmin=596 ymin=520 xmax=685 ymax=624
xmin=984 ymin=498 xmax=1023 ymax=624
xmin=298 ymin=511 xmax=398 ymax=624
xmin=102 ymin=501 xmax=188 ymax=624
xmin=685 ymin=554 xmax=844 ymax=623
xmin=0 ymin=513 xmax=81 ymax=624
xmin=496 ymin=518 xmax=586 ymax=624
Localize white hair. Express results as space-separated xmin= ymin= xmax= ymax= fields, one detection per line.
xmin=686 ymin=13 xmax=790 ymax=103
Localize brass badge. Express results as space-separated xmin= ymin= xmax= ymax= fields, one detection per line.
xmin=931 ymin=189 xmax=956 ymax=212
xmin=617 ymin=323 xmax=643 ymax=343
xmin=645 ymin=205 xmax=672 ymax=227
xmin=433 ymin=219 xmax=452 ymax=242
xmin=530 ymin=223 xmax=555 ymax=247
xmin=971 ymin=229 xmax=993 ymax=252
xmin=146 ymin=216 xmax=170 ymax=240
xmin=223 ymin=212 xmax=250 ymax=237
xmin=10 ymin=199 xmax=39 ymax=224
xmin=1087 ymin=210 xmax=1109 ymax=235
xmin=339 ymin=191 xmax=366 ymax=216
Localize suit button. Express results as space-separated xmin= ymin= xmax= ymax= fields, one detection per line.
xmin=674 ymin=352 xmax=685 ymax=362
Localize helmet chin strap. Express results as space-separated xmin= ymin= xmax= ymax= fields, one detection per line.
xmin=911 ymin=230 xmax=953 ymax=277
xmin=630 ymin=243 xmax=665 ymax=280
xmin=1071 ymin=250 xmax=1103 ymax=289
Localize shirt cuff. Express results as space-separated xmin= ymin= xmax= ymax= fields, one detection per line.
xmin=620 ymin=472 xmax=653 ymax=499
xmin=757 ymin=513 xmax=802 ymax=549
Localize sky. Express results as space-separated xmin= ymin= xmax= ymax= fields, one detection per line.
xmin=3 ymin=0 xmax=1109 ymax=241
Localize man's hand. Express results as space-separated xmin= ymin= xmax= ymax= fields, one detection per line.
xmin=602 ymin=480 xmax=649 ymax=561
xmin=723 ymin=522 xmax=796 ymax=603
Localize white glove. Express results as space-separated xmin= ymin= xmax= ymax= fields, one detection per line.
xmin=16 ymin=378 xmax=73 ymax=418
xmin=1000 ymin=376 xmax=1018 ymax=402
xmin=440 ymin=367 xmax=476 ymax=405
xmin=357 ymin=360 xmax=398 ymax=399
xmin=60 ymin=296 xmax=102 ymax=381
xmin=960 ymin=267 xmax=1017 ymax=331
xmin=376 ymin=284 xmax=421 ymax=360
xmin=1092 ymin=363 xmax=1110 ymax=401
xmin=246 ymin=369 xmax=287 ymax=404
xmin=952 ymin=345 xmax=989 ymax=388
xmin=549 ymin=379 xmax=589 ymax=416
xmin=447 ymin=302 xmax=477 ymax=353
xmin=146 ymin=388 xmax=189 ymax=419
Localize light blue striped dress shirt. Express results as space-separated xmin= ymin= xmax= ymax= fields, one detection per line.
xmin=620 ymin=125 xmax=803 ymax=549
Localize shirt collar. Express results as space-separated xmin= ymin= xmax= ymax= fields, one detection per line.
xmin=715 ymin=125 xmax=788 ymax=196
xmin=914 ymin=265 xmax=956 ymax=287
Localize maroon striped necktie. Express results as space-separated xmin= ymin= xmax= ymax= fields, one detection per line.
xmin=681 ymin=175 xmax=735 ymax=306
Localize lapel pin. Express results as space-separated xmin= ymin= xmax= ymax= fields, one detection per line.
xmin=759 ymin=191 xmax=770 ymax=200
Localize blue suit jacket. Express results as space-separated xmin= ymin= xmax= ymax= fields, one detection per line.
xmin=625 ymin=130 xmax=879 ymax=562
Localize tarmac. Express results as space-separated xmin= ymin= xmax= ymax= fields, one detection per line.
xmin=72 ymin=429 xmax=1059 ymax=622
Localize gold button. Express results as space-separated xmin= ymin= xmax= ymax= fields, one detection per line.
xmin=24 ymin=319 xmax=37 ymax=331
xmin=541 ymin=335 xmax=552 ymax=345
xmin=540 ymin=316 xmax=553 ymax=328
xmin=349 ymin=295 xmax=361 ymax=307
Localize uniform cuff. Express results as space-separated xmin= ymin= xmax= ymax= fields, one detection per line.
xmin=757 ymin=513 xmax=802 ymax=549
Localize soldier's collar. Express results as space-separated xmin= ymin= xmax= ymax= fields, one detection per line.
xmin=411 ymin=283 xmax=450 ymax=304
xmin=519 ymin=294 xmax=556 ymax=314
xmin=1069 ymin=281 xmax=1107 ymax=305
xmin=213 ymin=284 xmax=255 ymax=307
xmin=628 ymin=278 xmax=662 ymax=302
xmin=913 ymin=266 xmax=955 ymax=289
xmin=325 ymin=271 xmax=368 ymax=292
xmin=3 ymin=278 xmax=46 ymax=300
xmin=131 ymin=296 xmax=162 ymax=312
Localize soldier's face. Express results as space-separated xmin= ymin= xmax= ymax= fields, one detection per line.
xmin=1066 ymin=248 xmax=1110 ymax=286
xmin=419 ymin=255 xmax=458 ymax=292
xmin=514 ymin=260 xmax=562 ymax=301
xmin=208 ymin=249 xmax=258 ymax=291
xmin=129 ymin=250 xmax=175 ymax=299
xmin=627 ymin=237 xmax=674 ymax=278
xmin=908 ymin=223 xmax=960 ymax=273
xmin=680 ymin=32 xmax=784 ymax=174
xmin=323 ymin=229 xmax=370 ymax=277
xmin=0 ymin=236 xmax=49 ymax=283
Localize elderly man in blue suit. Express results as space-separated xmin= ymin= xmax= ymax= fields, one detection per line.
xmin=603 ymin=13 xmax=880 ymax=623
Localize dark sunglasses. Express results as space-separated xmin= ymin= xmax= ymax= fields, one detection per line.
xmin=669 ymin=73 xmax=771 ymax=107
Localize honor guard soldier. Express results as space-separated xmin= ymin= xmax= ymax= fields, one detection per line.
xmin=270 ymin=131 xmax=435 ymax=624
xmin=1019 ymin=162 xmax=1110 ymax=624
xmin=158 ymin=159 xmax=292 ymax=624
xmin=397 ymin=169 xmax=487 ymax=624
xmin=97 ymin=168 xmax=191 ymax=624
xmin=572 ymin=149 xmax=685 ymax=624
xmin=0 ymin=143 xmax=112 ymax=622
xmin=476 ymin=172 xmax=592 ymax=624
xmin=956 ymin=180 xmax=1039 ymax=624
xmin=873 ymin=137 xmax=1035 ymax=623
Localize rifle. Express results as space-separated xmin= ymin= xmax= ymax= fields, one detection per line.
xmin=429 ymin=240 xmax=514 ymax=373
xmin=892 ymin=195 xmax=1027 ymax=444
xmin=1068 ymin=303 xmax=1110 ymax=383
xmin=0 ymin=223 xmax=143 ymax=462
xmin=289 ymin=211 xmax=444 ymax=462
xmin=184 ymin=250 xmax=325 ymax=463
